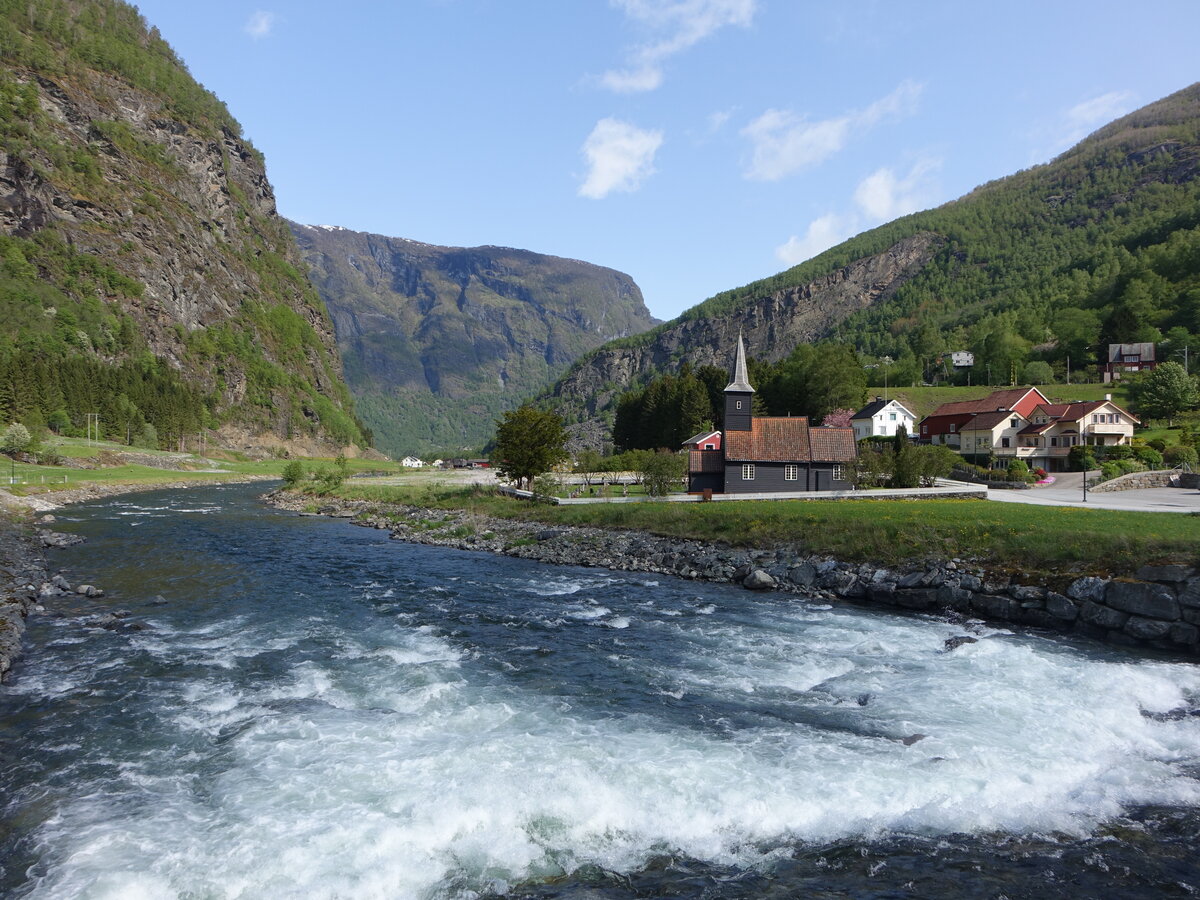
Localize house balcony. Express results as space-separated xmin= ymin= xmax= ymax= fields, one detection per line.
xmin=992 ymin=445 xmax=1071 ymax=458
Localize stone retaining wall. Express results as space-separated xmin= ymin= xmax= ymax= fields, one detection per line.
xmin=1089 ymin=469 xmax=1180 ymax=493
xmin=269 ymin=491 xmax=1200 ymax=659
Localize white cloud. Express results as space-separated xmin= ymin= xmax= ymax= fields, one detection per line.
xmin=742 ymin=80 xmax=924 ymax=181
xmin=776 ymin=157 xmax=941 ymax=266
xmin=601 ymin=0 xmax=756 ymax=93
xmin=244 ymin=10 xmax=276 ymax=39
xmin=775 ymin=213 xmax=853 ymax=266
xmin=578 ymin=118 xmax=664 ymax=199
xmin=1046 ymin=90 xmax=1136 ymax=156
xmin=853 ymin=157 xmax=940 ymax=221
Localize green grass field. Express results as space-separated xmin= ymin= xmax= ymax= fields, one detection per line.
xmin=329 ymin=481 xmax=1200 ymax=576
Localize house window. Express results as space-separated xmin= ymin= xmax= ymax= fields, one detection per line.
xmin=1001 ymin=438 xmax=1010 ymax=448
xmin=742 ymin=464 xmax=755 ymax=481
xmin=949 ymin=424 xmax=956 ymax=433
xmin=1010 ymin=418 xmax=1018 ymax=428
xmin=784 ymin=464 xmax=798 ymax=481
xmin=889 ymin=413 xmax=897 ymax=421
xmin=833 ymin=464 xmax=845 ymax=481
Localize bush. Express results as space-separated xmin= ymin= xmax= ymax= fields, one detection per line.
xmin=281 ymin=461 xmax=305 ymax=486
xmin=641 ymin=451 xmax=686 ymax=496
xmin=1 ymin=422 xmax=31 ymax=454
xmin=1068 ymin=445 xmax=1096 ymax=472
xmin=1104 ymin=445 xmax=1134 ymax=461
xmin=1134 ymin=446 xmax=1163 ymax=469
xmin=1099 ymin=461 xmax=1121 ymax=482
xmin=1164 ymin=445 xmax=1199 ymax=467
xmin=1006 ymin=459 xmax=1031 ymax=482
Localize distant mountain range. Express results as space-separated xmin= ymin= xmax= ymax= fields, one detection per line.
xmin=547 ymin=83 xmax=1200 ymax=446
xmin=290 ymin=223 xmax=658 ymax=456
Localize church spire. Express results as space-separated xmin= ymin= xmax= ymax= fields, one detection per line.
xmin=724 ymin=331 xmax=755 ymax=394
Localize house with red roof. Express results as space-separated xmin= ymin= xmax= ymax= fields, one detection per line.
xmin=1007 ymin=397 xmax=1139 ymax=470
xmin=685 ymin=336 xmax=857 ymax=493
xmin=918 ymin=387 xmax=1051 ymax=448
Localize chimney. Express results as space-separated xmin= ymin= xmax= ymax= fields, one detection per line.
xmin=1105 ymin=393 xmax=1112 ymax=401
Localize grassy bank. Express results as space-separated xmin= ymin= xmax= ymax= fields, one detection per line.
xmin=328 ymin=481 xmax=1200 ymax=575
xmin=2 ymin=437 xmax=407 ymax=496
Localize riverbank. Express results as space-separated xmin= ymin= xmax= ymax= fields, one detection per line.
xmin=0 ymin=474 xmax=277 ymax=511
xmin=267 ymin=489 xmax=1200 ymax=659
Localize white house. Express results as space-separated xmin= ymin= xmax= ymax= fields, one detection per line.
xmin=400 ymin=456 xmax=424 ymax=468
xmin=850 ymin=397 xmax=917 ymax=440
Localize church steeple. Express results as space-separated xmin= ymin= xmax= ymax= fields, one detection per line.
xmin=723 ymin=331 xmax=754 ymax=432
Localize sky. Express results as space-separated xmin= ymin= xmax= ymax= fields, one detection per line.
xmin=131 ymin=1 xmax=1199 ymax=322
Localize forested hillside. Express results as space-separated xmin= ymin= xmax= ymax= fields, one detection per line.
xmin=549 ymin=83 xmax=1200 ymax=441
xmin=291 ymin=223 xmax=657 ymax=456
xmin=0 ymin=0 xmax=368 ymax=453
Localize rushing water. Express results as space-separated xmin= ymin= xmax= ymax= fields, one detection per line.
xmin=2 ymin=484 xmax=1200 ymax=898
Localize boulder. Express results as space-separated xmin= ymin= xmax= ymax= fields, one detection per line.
xmin=1045 ymin=593 xmax=1078 ymax=621
xmin=1067 ymin=576 xmax=1109 ymax=602
xmin=1179 ymin=579 xmax=1200 ymax=609
xmin=971 ymin=594 xmax=1019 ymax=620
xmin=1134 ymin=564 xmax=1194 ymax=583
xmin=944 ymin=635 xmax=978 ymax=652
xmin=1124 ymin=616 xmax=1173 ymax=641
xmin=788 ymin=563 xmax=817 ymax=587
xmin=742 ymin=569 xmax=777 ymax=591
xmin=896 ymin=589 xmax=939 ymax=611
xmin=1169 ymin=623 xmax=1200 ymax=645
xmin=1080 ymin=601 xmax=1129 ymax=630
xmin=1105 ymin=581 xmax=1180 ymax=621
xmin=867 ymin=582 xmax=897 ymax=604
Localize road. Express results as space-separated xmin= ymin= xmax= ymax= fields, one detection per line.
xmin=987 ymin=470 xmax=1200 ymax=514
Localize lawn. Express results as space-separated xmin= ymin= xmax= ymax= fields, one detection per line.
xmin=329 ymin=481 xmax=1200 ymax=576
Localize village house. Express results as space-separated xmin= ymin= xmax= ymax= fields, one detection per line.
xmin=686 ymin=336 xmax=857 ymax=494
xmin=918 ymin=387 xmax=1051 ymax=448
xmin=1006 ymin=397 xmax=1139 ymax=471
xmin=851 ymin=397 xmax=917 ymax=441
xmin=400 ymin=455 xmax=424 ymax=467
xmin=682 ymin=429 xmax=721 ymax=451
xmin=1102 ymin=342 xmax=1157 ymax=383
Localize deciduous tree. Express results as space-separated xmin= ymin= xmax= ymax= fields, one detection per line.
xmin=492 ymin=405 xmax=569 ymax=489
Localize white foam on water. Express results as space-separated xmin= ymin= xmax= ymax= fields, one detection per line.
xmin=16 ymin=577 xmax=1200 ymax=900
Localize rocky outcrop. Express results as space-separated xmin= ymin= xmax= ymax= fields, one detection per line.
xmin=267 ymin=491 xmax=1200 ymax=659
xmin=547 ymin=232 xmax=942 ymax=430
xmin=0 ymin=9 xmax=362 ymax=450
xmin=289 ymin=223 xmax=658 ymax=455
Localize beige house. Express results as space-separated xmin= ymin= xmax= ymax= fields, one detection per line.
xmin=959 ymin=410 xmax=1029 ymax=458
xmin=1002 ymin=398 xmax=1138 ymax=471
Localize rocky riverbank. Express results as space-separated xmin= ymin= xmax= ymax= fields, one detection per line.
xmin=268 ymin=490 xmax=1200 ymax=659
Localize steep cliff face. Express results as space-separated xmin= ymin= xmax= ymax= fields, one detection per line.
xmin=0 ymin=1 xmax=364 ymax=452
xmin=550 ymin=232 xmax=942 ymax=426
xmin=290 ymin=223 xmax=658 ymax=455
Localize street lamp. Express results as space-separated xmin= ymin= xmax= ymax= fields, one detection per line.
xmin=1081 ymin=419 xmax=1088 ymax=503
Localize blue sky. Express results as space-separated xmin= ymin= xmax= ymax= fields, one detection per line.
xmin=132 ymin=1 xmax=1198 ymax=321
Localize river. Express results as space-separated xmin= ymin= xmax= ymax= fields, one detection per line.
xmin=2 ymin=483 xmax=1200 ymax=898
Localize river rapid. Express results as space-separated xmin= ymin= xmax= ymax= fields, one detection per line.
xmin=2 ymin=483 xmax=1200 ymax=898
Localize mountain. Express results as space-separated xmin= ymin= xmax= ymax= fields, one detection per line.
xmin=0 ymin=0 xmax=367 ymax=454
xmin=548 ymin=83 xmax=1200 ymax=444
xmin=289 ymin=223 xmax=658 ymax=456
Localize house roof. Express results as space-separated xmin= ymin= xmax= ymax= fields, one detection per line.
xmin=682 ymin=430 xmax=721 ymax=447
xmin=852 ymin=397 xmax=916 ymax=420
xmin=724 ymin=418 xmax=856 ymax=463
xmin=929 ymin=388 xmax=1043 ymax=417
xmin=1027 ymin=400 xmax=1141 ymax=426
xmin=1108 ymin=342 xmax=1156 ymax=362
xmin=809 ymin=426 xmax=858 ymax=462
xmin=961 ymin=410 xmax=1016 ymax=431
xmin=688 ymin=449 xmax=725 ymax=473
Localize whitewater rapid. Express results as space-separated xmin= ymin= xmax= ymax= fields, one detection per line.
xmin=2 ymin=485 xmax=1199 ymax=898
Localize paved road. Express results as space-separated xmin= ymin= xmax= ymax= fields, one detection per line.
xmin=987 ymin=470 xmax=1200 ymax=514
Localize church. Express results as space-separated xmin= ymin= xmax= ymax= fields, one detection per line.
xmin=685 ymin=336 xmax=858 ymax=494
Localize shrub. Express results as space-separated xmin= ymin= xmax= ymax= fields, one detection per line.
xmin=641 ymin=451 xmax=685 ymax=496
xmin=1 ymin=422 xmax=31 ymax=454
xmin=1006 ymin=459 xmax=1031 ymax=482
xmin=1099 ymin=461 xmax=1121 ymax=482
xmin=1068 ymin=445 xmax=1096 ymax=472
xmin=1163 ymin=445 xmax=1199 ymax=467
xmin=281 ymin=461 xmax=305 ymax=486
xmin=1134 ymin=446 xmax=1163 ymax=469
xmin=1104 ymin=445 xmax=1134 ymax=461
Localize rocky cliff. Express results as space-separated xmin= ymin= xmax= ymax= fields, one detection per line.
xmin=0 ymin=1 xmax=365 ymax=453
xmin=550 ymin=232 xmax=942 ymax=437
xmin=290 ymin=223 xmax=658 ymax=455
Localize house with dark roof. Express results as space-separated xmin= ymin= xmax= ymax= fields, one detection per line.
xmin=1103 ymin=343 xmax=1157 ymax=383
xmin=851 ymin=396 xmax=916 ymax=440
xmin=685 ymin=335 xmax=857 ymax=493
